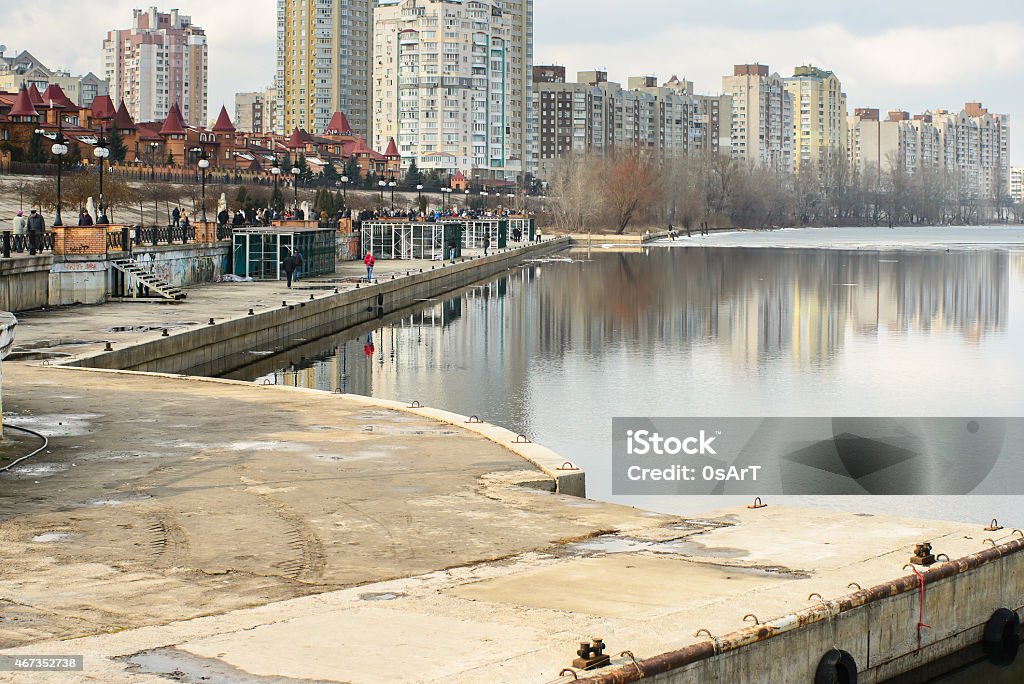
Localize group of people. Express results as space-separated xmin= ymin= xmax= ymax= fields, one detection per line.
xmin=666 ymin=222 xmax=713 ymax=240
xmin=8 ymin=209 xmax=48 ymax=254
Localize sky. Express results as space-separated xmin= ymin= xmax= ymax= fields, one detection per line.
xmin=3 ymin=0 xmax=1022 ymax=164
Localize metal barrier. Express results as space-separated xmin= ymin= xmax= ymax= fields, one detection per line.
xmin=2 ymin=231 xmax=56 ymax=257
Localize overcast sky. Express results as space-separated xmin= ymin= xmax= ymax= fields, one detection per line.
xmin=4 ymin=1 xmax=1022 ymax=163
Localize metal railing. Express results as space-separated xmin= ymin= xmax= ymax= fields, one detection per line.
xmin=2 ymin=232 xmax=55 ymax=257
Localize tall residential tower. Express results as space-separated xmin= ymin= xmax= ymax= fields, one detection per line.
xmin=784 ymin=65 xmax=848 ymax=172
xmin=372 ymin=0 xmax=533 ymax=181
xmin=276 ymin=0 xmax=373 ymax=136
xmin=722 ymin=64 xmax=792 ymax=173
xmin=102 ymin=7 xmax=208 ymax=127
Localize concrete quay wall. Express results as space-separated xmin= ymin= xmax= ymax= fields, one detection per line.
xmin=0 ymin=256 xmax=52 ymax=312
xmin=74 ymin=237 xmax=569 ymax=377
xmin=581 ymin=538 xmax=1024 ymax=683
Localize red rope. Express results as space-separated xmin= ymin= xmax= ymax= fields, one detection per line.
xmin=909 ymin=566 xmax=931 ymax=653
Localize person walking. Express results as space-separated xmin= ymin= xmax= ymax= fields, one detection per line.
xmin=218 ymin=208 xmax=229 ymax=227
xmin=78 ymin=209 xmax=93 ymax=226
xmin=536 ymin=226 xmax=543 ymax=243
xmin=171 ymin=206 xmax=181 ymax=227
xmin=363 ymin=251 xmax=375 ymax=282
xmin=447 ymin=238 xmax=457 ymax=264
xmin=483 ymin=234 xmax=491 ymax=256
xmin=26 ymin=209 xmax=45 ymax=255
xmin=282 ymin=252 xmax=298 ymax=288
xmin=293 ymin=251 xmax=304 ymax=282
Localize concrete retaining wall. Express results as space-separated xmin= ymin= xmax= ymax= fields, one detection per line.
xmin=0 ymin=256 xmax=51 ymax=312
xmin=581 ymin=541 xmax=1024 ymax=683
xmin=74 ymin=238 xmax=570 ymax=379
xmin=129 ymin=243 xmax=230 ymax=289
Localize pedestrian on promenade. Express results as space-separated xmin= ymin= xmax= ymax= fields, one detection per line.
xmin=483 ymin=234 xmax=491 ymax=256
xmin=282 ymin=253 xmax=298 ymax=288
xmin=78 ymin=209 xmax=93 ymax=226
xmin=171 ymin=206 xmax=181 ymax=227
xmin=668 ymin=223 xmax=675 ymax=241
xmin=363 ymin=251 xmax=375 ymax=282
xmin=11 ymin=210 xmax=27 ymax=239
xmin=180 ymin=214 xmax=190 ymax=230
xmin=218 ymin=208 xmax=229 ymax=227
xmin=293 ymin=251 xmax=304 ymax=282
xmin=447 ymin=238 xmax=457 ymax=263
xmin=536 ymin=227 xmax=543 ymax=243
xmin=26 ymin=209 xmax=45 ymax=255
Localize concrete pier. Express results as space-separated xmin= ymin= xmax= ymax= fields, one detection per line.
xmin=0 ymin=237 xmax=1021 ymax=682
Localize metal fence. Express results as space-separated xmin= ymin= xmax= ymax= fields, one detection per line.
xmin=2 ymin=232 xmax=55 ymax=257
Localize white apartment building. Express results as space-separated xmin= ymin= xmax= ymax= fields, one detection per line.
xmin=102 ymin=7 xmax=208 ymax=127
xmin=722 ymin=64 xmax=793 ymax=173
xmin=372 ymin=0 xmax=533 ymax=181
xmin=1011 ymin=168 xmax=1023 ymax=204
xmin=275 ymin=0 xmax=372 ymax=137
xmin=849 ymin=103 xmax=1010 ymax=199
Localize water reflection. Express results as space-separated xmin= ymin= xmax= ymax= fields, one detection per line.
xmin=225 ymin=247 xmax=1024 ymax=522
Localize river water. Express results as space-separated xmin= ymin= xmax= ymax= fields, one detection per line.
xmin=224 ymin=227 xmax=1024 ymax=527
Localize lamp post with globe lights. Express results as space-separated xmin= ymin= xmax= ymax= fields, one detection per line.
xmin=36 ymin=125 xmax=68 ymax=227
xmin=388 ymin=176 xmax=397 ymax=211
xmin=378 ymin=179 xmax=386 ymax=207
xmin=416 ymin=184 xmax=424 ymax=213
xmin=198 ymin=152 xmax=210 ymax=223
xmin=291 ymin=166 xmax=300 ymax=212
xmin=341 ymin=175 xmax=349 ymax=208
xmin=94 ymin=134 xmax=110 ymax=219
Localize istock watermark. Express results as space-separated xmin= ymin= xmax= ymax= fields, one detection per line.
xmin=612 ymin=417 xmax=1024 ymax=496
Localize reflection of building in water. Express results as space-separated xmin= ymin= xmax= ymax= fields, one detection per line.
xmin=249 ymin=248 xmax=1012 ymax=395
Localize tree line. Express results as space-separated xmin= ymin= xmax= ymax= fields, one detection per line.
xmin=546 ymin=151 xmax=1019 ymax=234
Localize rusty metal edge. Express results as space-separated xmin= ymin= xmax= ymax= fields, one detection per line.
xmin=576 ymin=538 xmax=1024 ymax=683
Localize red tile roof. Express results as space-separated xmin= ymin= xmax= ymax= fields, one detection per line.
xmin=159 ymin=103 xmax=186 ymax=135
xmin=9 ymin=86 xmax=39 ymax=117
xmin=352 ymin=137 xmax=372 ymax=155
xmin=384 ymin=137 xmax=400 ymax=158
xmin=113 ymin=101 xmax=137 ymax=130
xmin=27 ymin=84 xmax=44 ymax=107
xmin=212 ymin=105 xmax=235 ymax=133
xmin=325 ymin=111 xmax=353 ymax=135
xmin=41 ymin=84 xmax=76 ymax=110
xmin=91 ymin=95 xmax=116 ymax=120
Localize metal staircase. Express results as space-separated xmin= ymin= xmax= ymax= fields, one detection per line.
xmin=110 ymin=258 xmax=187 ymax=302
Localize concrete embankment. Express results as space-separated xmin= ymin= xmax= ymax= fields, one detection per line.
xmin=71 ymin=237 xmax=569 ymax=377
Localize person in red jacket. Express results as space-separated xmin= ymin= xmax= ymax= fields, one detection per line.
xmin=363 ymin=251 xmax=376 ymax=282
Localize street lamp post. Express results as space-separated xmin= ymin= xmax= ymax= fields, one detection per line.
xmin=416 ymin=184 xmax=423 ymax=213
xmin=94 ymin=131 xmax=110 ymax=219
xmin=37 ymin=122 xmax=68 ymax=227
xmin=378 ymin=179 xmax=386 ymax=207
xmin=481 ymin=190 xmax=489 ymax=213
xmin=341 ymin=175 xmax=349 ymax=208
xmin=291 ymin=166 xmax=300 ymax=212
xmin=388 ymin=177 xmax=396 ymax=211
xmin=198 ymin=152 xmax=210 ymax=222
xmin=149 ymin=142 xmax=159 ymax=180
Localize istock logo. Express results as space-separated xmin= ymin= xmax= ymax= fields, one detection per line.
xmin=626 ymin=429 xmax=718 ymax=456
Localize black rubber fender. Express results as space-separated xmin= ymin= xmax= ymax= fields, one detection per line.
xmin=814 ymin=649 xmax=858 ymax=684
xmin=983 ymin=608 xmax=1021 ymax=667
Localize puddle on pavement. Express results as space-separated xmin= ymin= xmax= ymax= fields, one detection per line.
xmin=126 ymin=648 xmax=335 ymax=684
xmin=5 ymin=414 xmax=99 ymax=437
xmin=31 ymin=532 xmax=79 ymax=543
xmin=6 ymin=463 xmax=68 ymax=478
xmin=360 ymin=592 xmax=406 ymax=601
xmin=569 ymin=535 xmax=748 ymax=559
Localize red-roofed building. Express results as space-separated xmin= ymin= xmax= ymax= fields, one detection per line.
xmin=90 ymin=94 xmax=116 ymax=121
xmin=8 ymin=85 xmax=39 ymax=121
xmin=451 ymin=171 xmax=468 ymax=191
xmin=324 ymin=112 xmax=352 ymax=137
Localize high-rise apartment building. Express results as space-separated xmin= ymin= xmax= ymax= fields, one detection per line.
xmin=276 ymin=0 xmax=372 ymax=137
xmin=531 ymin=69 xmax=731 ymax=180
xmin=235 ymin=92 xmax=265 ymax=133
xmin=372 ymin=0 xmax=533 ymax=181
xmin=849 ymin=103 xmax=1010 ymax=199
xmin=102 ymin=7 xmax=208 ymax=127
xmin=722 ymin=64 xmax=792 ymax=173
xmin=784 ymin=65 xmax=848 ymax=172
xmin=1011 ymin=168 xmax=1023 ymax=204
